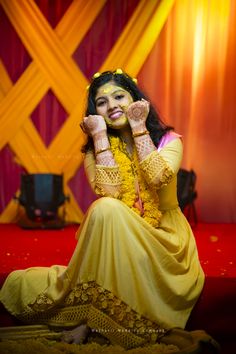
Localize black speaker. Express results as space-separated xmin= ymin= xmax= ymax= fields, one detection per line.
xmin=177 ymin=168 xmax=198 ymax=225
xmin=16 ymin=173 xmax=68 ymax=229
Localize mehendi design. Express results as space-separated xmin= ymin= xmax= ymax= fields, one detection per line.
xmin=126 ymin=101 xmax=149 ymax=122
xmin=134 ymin=134 xmax=156 ymax=161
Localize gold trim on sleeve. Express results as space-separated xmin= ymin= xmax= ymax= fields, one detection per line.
xmin=140 ymin=151 xmax=174 ymax=188
xmin=95 ymin=166 xmax=122 ymax=197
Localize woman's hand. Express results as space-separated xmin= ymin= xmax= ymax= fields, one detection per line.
xmin=126 ymin=99 xmax=150 ymax=133
xmin=80 ymin=115 xmax=107 ymax=137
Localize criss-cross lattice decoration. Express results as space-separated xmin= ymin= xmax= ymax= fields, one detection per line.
xmin=0 ymin=0 xmax=175 ymax=223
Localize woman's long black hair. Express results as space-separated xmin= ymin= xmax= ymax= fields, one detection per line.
xmin=82 ymin=70 xmax=173 ymax=152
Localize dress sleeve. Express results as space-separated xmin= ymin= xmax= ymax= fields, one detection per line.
xmin=139 ymin=138 xmax=183 ymax=189
xmin=84 ymin=151 xmax=122 ymax=198
xmin=84 ymin=151 xmax=96 ymax=191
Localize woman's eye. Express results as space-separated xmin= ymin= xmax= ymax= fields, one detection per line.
xmin=115 ymin=94 xmax=124 ymax=100
xmin=96 ymin=100 xmax=106 ymax=107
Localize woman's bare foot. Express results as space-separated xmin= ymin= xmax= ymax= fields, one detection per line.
xmin=61 ymin=324 xmax=90 ymax=344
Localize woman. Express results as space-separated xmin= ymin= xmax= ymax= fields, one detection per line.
xmin=0 ymin=69 xmax=216 ymax=351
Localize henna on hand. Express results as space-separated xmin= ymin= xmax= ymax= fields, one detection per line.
xmin=127 ymin=103 xmax=146 ymax=121
xmin=126 ymin=99 xmax=149 ymax=126
xmin=82 ymin=115 xmax=107 ymax=137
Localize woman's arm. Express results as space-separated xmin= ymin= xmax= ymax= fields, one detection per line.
xmin=82 ymin=116 xmax=122 ymax=198
xmin=139 ymin=137 xmax=183 ymax=188
xmin=126 ymin=101 xmax=180 ymax=189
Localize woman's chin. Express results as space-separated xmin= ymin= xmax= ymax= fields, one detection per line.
xmin=106 ymin=117 xmax=129 ymax=130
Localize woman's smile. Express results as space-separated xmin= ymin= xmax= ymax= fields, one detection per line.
xmin=108 ymin=109 xmax=124 ymax=120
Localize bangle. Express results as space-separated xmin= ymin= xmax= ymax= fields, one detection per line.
xmin=132 ymin=130 xmax=149 ymax=138
xmin=95 ymin=147 xmax=111 ymax=156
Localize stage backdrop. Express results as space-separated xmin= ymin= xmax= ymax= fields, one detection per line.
xmin=0 ymin=0 xmax=235 ymax=224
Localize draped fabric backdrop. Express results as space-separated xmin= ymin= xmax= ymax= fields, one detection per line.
xmin=0 ymin=0 xmax=235 ymax=224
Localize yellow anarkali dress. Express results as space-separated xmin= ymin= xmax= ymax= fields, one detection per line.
xmin=0 ymin=133 xmax=204 ymax=348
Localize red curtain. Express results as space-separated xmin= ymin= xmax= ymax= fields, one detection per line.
xmin=0 ymin=0 xmax=235 ymax=222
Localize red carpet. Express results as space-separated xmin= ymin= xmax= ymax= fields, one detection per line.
xmin=0 ymin=223 xmax=236 ymax=353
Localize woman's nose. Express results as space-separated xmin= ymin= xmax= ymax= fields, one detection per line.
xmin=107 ymin=98 xmax=118 ymax=111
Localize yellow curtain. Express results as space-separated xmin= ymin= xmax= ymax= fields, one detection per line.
xmin=100 ymin=0 xmax=175 ymax=75
xmin=0 ymin=0 xmax=107 ymax=222
xmin=0 ymin=0 xmax=175 ymax=223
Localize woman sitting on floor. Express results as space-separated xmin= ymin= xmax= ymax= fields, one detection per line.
xmin=0 ymin=69 xmax=219 ymax=352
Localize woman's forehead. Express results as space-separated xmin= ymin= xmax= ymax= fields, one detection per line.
xmin=95 ymin=82 xmax=127 ymax=98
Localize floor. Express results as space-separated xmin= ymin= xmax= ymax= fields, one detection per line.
xmin=0 ymin=223 xmax=235 ymax=353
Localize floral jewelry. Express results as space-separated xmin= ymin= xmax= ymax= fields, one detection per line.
xmin=86 ymin=69 xmax=138 ymax=90
xmin=114 ymin=68 xmax=138 ymax=84
xmin=109 ymin=136 xmax=162 ymax=228
xmin=114 ymin=68 xmax=137 ymax=84
xmin=114 ymin=68 xmax=123 ymax=74
xmin=92 ymin=72 xmax=101 ymax=79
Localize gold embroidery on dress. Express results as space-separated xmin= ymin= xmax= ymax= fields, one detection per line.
xmin=140 ymin=151 xmax=173 ymax=187
xmin=19 ymin=281 xmax=167 ymax=349
xmin=95 ymin=165 xmax=122 ymax=197
xmin=29 ymin=293 xmax=54 ymax=312
xmin=95 ymin=166 xmax=122 ymax=186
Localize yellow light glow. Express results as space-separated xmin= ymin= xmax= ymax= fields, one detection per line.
xmin=191 ymin=0 xmax=230 ymax=98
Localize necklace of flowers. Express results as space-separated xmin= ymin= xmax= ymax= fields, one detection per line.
xmin=109 ymin=135 xmax=161 ymax=228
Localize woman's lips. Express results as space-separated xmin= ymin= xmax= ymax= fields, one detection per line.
xmin=109 ymin=111 xmax=123 ymax=120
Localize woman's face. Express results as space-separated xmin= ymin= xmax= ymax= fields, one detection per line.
xmin=95 ymin=81 xmax=133 ymax=129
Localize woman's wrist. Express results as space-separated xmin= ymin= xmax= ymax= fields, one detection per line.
xmin=132 ymin=130 xmax=149 ymax=138
xmin=95 ymin=149 xmax=116 ymax=166
xmin=133 ymin=131 xmax=156 ymax=161
xmin=93 ymin=131 xmax=110 ymax=155
xmin=131 ymin=124 xmax=148 ymax=137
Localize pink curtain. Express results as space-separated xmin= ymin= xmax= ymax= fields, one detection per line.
xmin=0 ymin=0 xmax=235 ymax=222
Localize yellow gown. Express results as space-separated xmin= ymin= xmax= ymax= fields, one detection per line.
xmin=0 ymin=136 xmax=204 ymax=348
